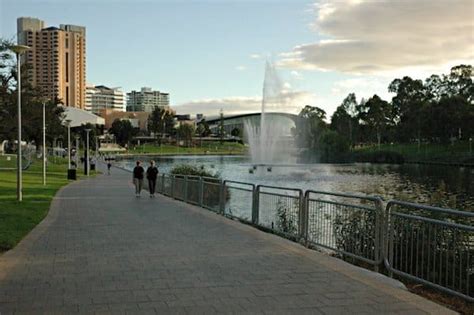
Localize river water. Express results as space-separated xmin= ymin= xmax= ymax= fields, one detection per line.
xmin=115 ymin=155 xmax=473 ymax=211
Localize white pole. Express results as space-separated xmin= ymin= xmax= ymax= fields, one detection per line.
xmin=86 ymin=129 xmax=90 ymax=176
xmin=67 ymin=123 xmax=71 ymax=168
xmin=16 ymin=53 xmax=22 ymax=201
xmin=42 ymin=101 xmax=46 ymax=185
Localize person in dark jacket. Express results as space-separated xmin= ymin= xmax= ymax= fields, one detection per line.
xmin=146 ymin=160 xmax=159 ymax=198
xmin=132 ymin=161 xmax=145 ymax=197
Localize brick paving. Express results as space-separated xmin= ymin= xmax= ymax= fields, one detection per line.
xmin=0 ymin=166 xmax=454 ymax=314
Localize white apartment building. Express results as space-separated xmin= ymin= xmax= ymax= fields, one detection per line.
xmin=126 ymin=87 xmax=170 ymax=112
xmin=85 ymin=85 xmax=125 ymax=114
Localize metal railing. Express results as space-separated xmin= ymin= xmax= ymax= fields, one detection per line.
xmin=305 ymin=190 xmax=384 ymax=267
xmin=223 ymin=180 xmax=255 ymax=223
xmin=385 ymin=201 xmax=474 ymax=301
xmin=256 ymin=185 xmax=303 ymax=239
xmin=149 ymin=172 xmax=473 ymax=302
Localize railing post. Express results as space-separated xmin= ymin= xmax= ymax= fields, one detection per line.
xmin=374 ymin=197 xmax=385 ymax=273
xmin=252 ymin=185 xmax=260 ymax=225
xmin=219 ymin=180 xmax=225 ymax=214
xmin=300 ymin=191 xmax=309 ymax=246
xmin=161 ymin=174 xmax=165 ymax=194
xmin=171 ymin=175 xmax=175 ymax=198
xmin=199 ymin=177 xmax=204 ymax=207
xmin=184 ymin=176 xmax=188 ymax=203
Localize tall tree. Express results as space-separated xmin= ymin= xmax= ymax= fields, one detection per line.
xmin=109 ymin=119 xmax=137 ymax=147
xmin=177 ymin=123 xmax=195 ymax=147
xmin=357 ymin=95 xmax=391 ymax=147
xmin=147 ymin=107 xmax=175 ymax=144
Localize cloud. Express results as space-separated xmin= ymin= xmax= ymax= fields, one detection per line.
xmin=250 ymin=54 xmax=262 ymax=59
xmin=173 ymin=91 xmax=316 ymax=117
xmin=280 ymin=0 xmax=474 ymax=74
xmin=331 ymin=77 xmax=391 ymax=100
xmin=235 ymin=65 xmax=247 ymax=71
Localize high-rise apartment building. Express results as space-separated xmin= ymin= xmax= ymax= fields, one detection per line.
xmin=126 ymin=87 xmax=169 ymax=112
xmin=85 ymin=85 xmax=125 ymax=114
xmin=17 ymin=17 xmax=86 ymax=109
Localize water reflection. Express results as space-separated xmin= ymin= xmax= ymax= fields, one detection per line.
xmin=115 ymin=155 xmax=473 ymax=211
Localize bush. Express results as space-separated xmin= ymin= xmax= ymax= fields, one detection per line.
xmin=170 ymin=164 xmax=219 ymax=178
xmin=353 ymin=150 xmax=404 ymax=164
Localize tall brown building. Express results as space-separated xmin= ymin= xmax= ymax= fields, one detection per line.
xmin=17 ymin=17 xmax=86 ymax=109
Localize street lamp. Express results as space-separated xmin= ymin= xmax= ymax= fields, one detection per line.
xmin=75 ymin=135 xmax=80 ymax=168
xmin=41 ymin=99 xmax=48 ymax=185
xmin=65 ymin=119 xmax=72 ymax=169
xmin=10 ymin=44 xmax=31 ymax=202
xmin=85 ymin=129 xmax=91 ymax=176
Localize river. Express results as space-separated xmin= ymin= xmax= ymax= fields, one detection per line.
xmin=115 ymin=155 xmax=473 ymax=211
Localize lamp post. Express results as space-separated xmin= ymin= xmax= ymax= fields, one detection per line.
xmin=85 ymin=129 xmax=91 ymax=176
xmin=42 ymin=100 xmax=47 ymax=185
xmin=75 ymin=136 xmax=80 ymax=168
xmin=65 ymin=119 xmax=72 ymax=169
xmin=10 ymin=44 xmax=31 ymax=202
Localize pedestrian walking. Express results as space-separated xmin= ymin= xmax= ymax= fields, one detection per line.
xmin=132 ymin=161 xmax=145 ymax=197
xmin=146 ymin=160 xmax=159 ymax=198
xmin=107 ymin=161 xmax=112 ymax=175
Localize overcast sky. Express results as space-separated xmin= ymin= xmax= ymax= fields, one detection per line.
xmin=1 ymin=0 xmax=473 ymax=117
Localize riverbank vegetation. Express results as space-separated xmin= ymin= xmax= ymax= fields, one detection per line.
xmin=295 ymin=64 xmax=473 ymax=164
xmin=128 ymin=142 xmax=246 ymax=155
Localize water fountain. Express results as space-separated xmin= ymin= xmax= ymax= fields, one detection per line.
xmin=244 ymin=61 xmax=295 ymax=166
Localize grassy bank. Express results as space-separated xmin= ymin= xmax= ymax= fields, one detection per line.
xmin=354 ymin=141 xmax=473 ymax=164
xmin=0 ymin=157 xmax=95 ymax=252
xmin=127 ymin=141 xmax=246 ymax=155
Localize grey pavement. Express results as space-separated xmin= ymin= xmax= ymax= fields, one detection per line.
xmin=0 ymin=166 xmax=455 ymax=314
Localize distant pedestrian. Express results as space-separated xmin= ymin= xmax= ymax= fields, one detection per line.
xmin=107 ymin=162 xmax=112 ymax=175
xmin=132 ymin=161 xmax=145 ymax=197
xmin=146 ymin=160 xmax=159 ymax=198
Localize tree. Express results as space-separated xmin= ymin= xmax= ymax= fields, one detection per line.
xmin=177 ymin=123 xmax=195 ymax=147
xmin=109 ymin=119 xmax=137 ymax=147
xmin=331 ymin=93 xmax=359 ymax=148
xmin=231 ymin=127 xmax=241 ymax=138
xmin=357 ymin=95 xmax=391 ymax=147
xmin=147 ymin=107 xmax=175 ymax=144
xmin=0 ymin=38 xmax=66 ymax=150
xmin=295 ymin=105 xmax=327 ymax=149
xmin=388 ymin=76 xmax=426 ymax=143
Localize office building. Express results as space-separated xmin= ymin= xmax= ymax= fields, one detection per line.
xmin=17 ymin=17 xmax=86 ymax=109
xmin=85 ymin=85 xmax=125 ymax=114
xmin=126 ymin=87 xmax=169 ymax=112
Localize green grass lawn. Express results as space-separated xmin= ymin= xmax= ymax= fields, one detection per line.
xmin=128 ymin=141 xmax=247 ymax=155
xmin=0 ymin=157 xmax=97 ymax=252
xmin=355 ymin=141 xmax=473 ymax=163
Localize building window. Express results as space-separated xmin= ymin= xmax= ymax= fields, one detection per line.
xmin=66 ymin=86 xmax=69 ymax=105
xmin=65 ymin=52 xmax=69 ymax=82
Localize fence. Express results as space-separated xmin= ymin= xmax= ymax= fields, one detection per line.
xmin=152 ymin=173 xmax=473 ymax=302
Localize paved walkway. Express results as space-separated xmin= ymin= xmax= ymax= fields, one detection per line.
xmin=0 ymin=166 xmax=454 ymax=314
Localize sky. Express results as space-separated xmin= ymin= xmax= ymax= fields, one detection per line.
xmin=1 ymin=0 xmax=473 ymax=118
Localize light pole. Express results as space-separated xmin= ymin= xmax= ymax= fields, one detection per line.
xmin=75 ymin=136 xmax=80 ymax=168
xmin=85 ymin=129 xmax=91 ymax=176
xmin=42 ymin=100 xmax=47 ymax=185
xmin=65 ymin=119 xmax=72 ymax=169
xmin=10 ymin=44 xmax=30 ymax=202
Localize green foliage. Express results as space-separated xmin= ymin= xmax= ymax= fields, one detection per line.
xmin=176 ymin=123 xmax=195 ymax=147
xmin=275 ymin=199 xmax=298 ymax=235
xmin=170 ymin=164 xmax=219 ymax=178
xmin=231 ymin=127 xmax=241 ymax=138
xmin=196 ymin=119 xmax=211 ymax=138
xmin=109 ymin=119 xmax=138 ymax=147
xmin=0 ymin=38 xmax=66 ymax=149
xmin=318 ymin=130 xmax=350 ymax=163
xmin=147 ymin=107 xmax=175 ymax=139
xmin=353 ymin=150 xmax=405 ymax=164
